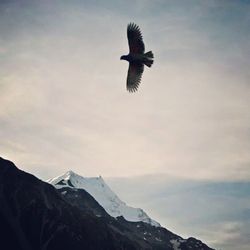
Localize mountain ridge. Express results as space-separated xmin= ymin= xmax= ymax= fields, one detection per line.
xmin=48 ymin=170 xmax=160 ymax=227
xmin=0 ymin=157 xmax=214 ymax=250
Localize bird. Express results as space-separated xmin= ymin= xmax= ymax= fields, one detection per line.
xmin=120 ymin=23 xmax=154 ymax=92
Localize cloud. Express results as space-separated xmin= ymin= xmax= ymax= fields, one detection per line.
xmin=0 ymin=0 xmax=250 ymax=182
xmin=201 ymin=221 xmax=250 ymax=250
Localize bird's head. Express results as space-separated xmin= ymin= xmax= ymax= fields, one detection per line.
xmin=120 ymin=55 xmax=127 ymax=61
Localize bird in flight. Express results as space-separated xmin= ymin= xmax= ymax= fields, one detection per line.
xmin=120 ymin=23 xmax=154 ymax=92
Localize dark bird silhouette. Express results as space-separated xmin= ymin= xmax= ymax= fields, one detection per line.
xmin=120 ymin=23 xmax=154 ymax=92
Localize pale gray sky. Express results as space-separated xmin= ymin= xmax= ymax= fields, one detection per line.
xmin=108 ymin=175 xmax=250 ymax=250
xmin=1 ymin=1 xmax=250 ymax=249
xmin=1 ymin=0 xmax=250 ymax=181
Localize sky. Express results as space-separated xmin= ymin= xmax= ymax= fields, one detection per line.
xmin=0 ymin=0 xmax=250 ymax=249
xmin=108 ymin=175 xmax=250 ymax=250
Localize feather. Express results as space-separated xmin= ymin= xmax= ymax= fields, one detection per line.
xmin=127 ymin=23 xmax=145 ymax=54
xmin=126 ymin=62 xmax=144 ymax=92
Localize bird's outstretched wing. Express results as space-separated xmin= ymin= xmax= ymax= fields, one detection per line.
xmin=127 ymin=62 xmax=144 ymax=92
xmin=127 ymin=23 xmax=145 ymax=54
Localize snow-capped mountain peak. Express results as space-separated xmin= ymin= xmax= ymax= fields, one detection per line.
xmin=48 ymin=171 xmax=160 ymax=227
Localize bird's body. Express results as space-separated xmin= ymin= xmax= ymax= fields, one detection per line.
xmin=121 ymin=53 xmax=152 ymax=65
xmin=120 ymin=23 xmax=154 ymax=92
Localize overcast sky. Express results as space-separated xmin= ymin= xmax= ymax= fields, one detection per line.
xmin=1 ymin=0 xmax=249 ymax=181
xmin=108 ymin=175 xmax=250 ymax=250
xmin=1 ymin=1 xmax=250 ymax=249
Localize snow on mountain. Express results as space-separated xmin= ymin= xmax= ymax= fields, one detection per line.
xmin=48 ymin=171 xmax=160 ymax=227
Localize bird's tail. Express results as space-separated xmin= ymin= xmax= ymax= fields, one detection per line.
xmin=144 ymin=51 xmax=154 ymax=58
xmin=144 ymin=51 xmax=154 ymax=67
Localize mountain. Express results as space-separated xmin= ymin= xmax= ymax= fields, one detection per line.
xmin=48 ymin=170 xmax=160 ymax=227
xmin=0 ymin=157 xmax=214 ymax=250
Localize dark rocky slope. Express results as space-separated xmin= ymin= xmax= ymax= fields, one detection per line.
xmin=0 ymin=157 xmax=214 ymax=250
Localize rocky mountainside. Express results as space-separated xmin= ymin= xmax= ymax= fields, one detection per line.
xmin=0 ymin=157 xmax=214 ymax=250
